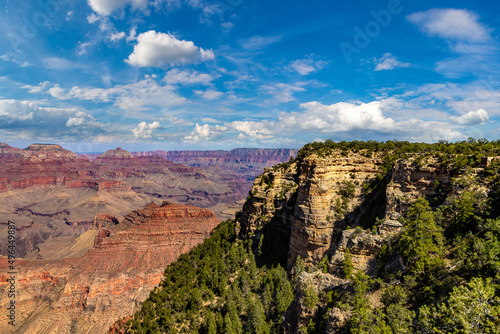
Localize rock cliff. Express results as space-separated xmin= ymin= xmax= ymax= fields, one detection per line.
xmin=239 ymin=151 xmax=387 ymax=267
xmin=0 ymin=202 xmax=219 ymax=334
xmin=237 ymin=149 xmax=491 ymax=332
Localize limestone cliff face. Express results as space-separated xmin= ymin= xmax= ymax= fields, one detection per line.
xmin=239 ymin=150 xmax=494 ymax=333
xmin=289 ymin=153 xmax=385 ymax=267
xmin=385 ymin=156 xmax=452 ymax=220
xmin=0 ymin=202 xmax=220 ymax=334
xmin=239 ymin=151 xmax=386 ymax=267
xmin=238 ymin=152 xmax=460 ymax=269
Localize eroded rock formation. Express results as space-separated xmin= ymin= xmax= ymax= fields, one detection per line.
xmin=0 ymin=202 xmax=219 ymax=334
xmin=237 ymin=150 xmax=475 ymax=332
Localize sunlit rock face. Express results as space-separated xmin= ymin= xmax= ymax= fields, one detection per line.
xmin=0 ymin=201 xmax=220 ymax=334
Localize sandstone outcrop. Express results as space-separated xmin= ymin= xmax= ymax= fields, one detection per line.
xmin=0 ymin=202 xmax=220 ymax=334
xmin=239 ymin=151 xmax=386 ymax=268
xmin=237 ymin=149 xmax=473 ymax=332
xmin=385 ymin=156 xmax=452 ymax=220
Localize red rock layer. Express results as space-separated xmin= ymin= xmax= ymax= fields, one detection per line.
xmin=0 ymin=202 xmax=220 ymax=334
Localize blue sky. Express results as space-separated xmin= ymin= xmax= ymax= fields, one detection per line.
xmin=0 ymin=0 xmax=499 ymax=152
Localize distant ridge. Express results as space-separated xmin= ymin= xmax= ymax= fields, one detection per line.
xmin=132 ymin=148 xmax=299 ymax=166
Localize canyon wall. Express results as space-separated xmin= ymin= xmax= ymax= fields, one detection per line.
xmin=0 ymin=202 xmax=219 ymax=334
xmin=237 ymin=150 xmax=476 ymax=331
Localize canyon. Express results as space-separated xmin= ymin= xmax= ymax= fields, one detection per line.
xmin=0 ymin=143 xmax=296 ymax=261
xmin=0 ymin=201 xmax=219 ymax=333
xmin=0 ymin=143 xmax=296 ymax=333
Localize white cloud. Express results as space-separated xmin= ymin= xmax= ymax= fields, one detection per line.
xmin=398 ymin=82 xmax=500 ymax=117
xmin=194 ymin=89 xmax=223 ymax=100
xmin=127 ymin=26 xmax=137 ymax=42
xmin=87 ymin=0 xmax=150 ymax=16
xmin=35 ymin=76 xmax=187 ymax=111
xmin=374 ymin=53 xmax=410 ymax=71
xmin=183 ymin=0 xmax=224 ymax=25
xmin=0 ymin=53 xmax=32 ymax=67
xmin=132 ymin=121 xmax=162 ymax=138
xmin=260 ymin=82 xmax=307 ymax=103
xmin=239 ymin=35 xmax=281 ymax=50
xmin=43 ymin=57 xmax=84 ymax=70
xmin=283 ymin=101 xmax=395 ymax=132
xmin=126 ymin=30 xmax=215 ymax=68
xmin=163 ymin=69 xmax=215 ymax=85
xmin=166 ymin=114 xmax=193 ymax=126
xmin=450 ymin=108 xmax=489 ymax=125
xmin=407 ymin=8 xmax=491 ymax=43
xmin=48 ymin=85 xmax=68 ymax=99
xmin=110 ymin=32 xmax=126 ymax=42
xmin=221 ymin=22 xmax=235 ymax=34
xmin=87 ymin=13 xmax=100 ymax=24
xmin=231 ymin=121 xmax=274 ymax=139
xmin=76 ymin=42 xmax=91 ymax=55
xmin=23 ymin=81 xmax=50 ymax=93
xmin=290 ymin=58 xmax=328 ymax=75
xmin=0 ymin=99 xmax=105 ymax=140
xmin=87 ymin=13 xmax=131 ymax=43
xmin=184 ymin=123 xmax=228 ymax=142
xmin=180 ymin=95 xmax=472 ymax=144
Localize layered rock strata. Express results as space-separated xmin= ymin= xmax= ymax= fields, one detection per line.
xmin=238 ymin=150 xmax=497 ymax=332
xmin=0 ymin=202 xmax=219 ymax=334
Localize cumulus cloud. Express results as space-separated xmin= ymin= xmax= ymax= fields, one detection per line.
xmin=0 ymin=99 xmax=105 ymax=140
xmin=289 ymin=58 xmax=328 ymax=75
xmin=286 ymin=101 xmax=464 ymax=141
xmin=132 ymin=121 xmax=162 ymax=138
xmin=184 ymin=123 xmax=227 ymax=142
xmin=182 ymin=99 xmax=466 ymax=143
xmin=163 ymin=69 xmax=215 ymax=85
xmin=283 ymin=101 xmax=396 ymax=132
xmin=407 ymin=9 xmax=491 ymax=43
xmin=374 ymin=53 xmax=410 ymax=71
xmin=48 ymin=85 xmax=68 ymax=99
xmin=450 ymin=108 xmax=489 ymax=125
xmin=231 ymin=121 xmax=274 ymax=140
xmin=87 ymin=0 xmax=149 ymax=16
xmin=126 ymin=30 xmax=215 ymax=68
